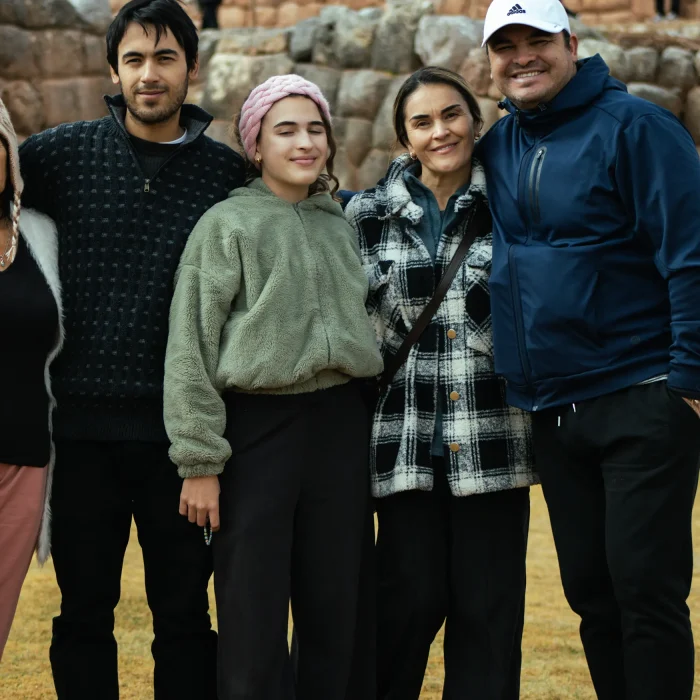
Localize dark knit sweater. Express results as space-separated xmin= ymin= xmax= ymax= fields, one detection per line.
xmin=19 ymin=95 xmax=245 ymax=442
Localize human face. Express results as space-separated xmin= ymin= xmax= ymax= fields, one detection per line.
xmin=487 ymin=26 xmax=578 ymax=110
xmin=110 ymin=22 xmax=198 ymax=133
xmin=255 ymin=96 xmax=329 ymax=203
xmin=403 ymin=83 xmax=476 ymax=185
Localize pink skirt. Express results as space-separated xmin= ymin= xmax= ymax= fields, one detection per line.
xmin=0 ymin=463 xmax=47 ymax=660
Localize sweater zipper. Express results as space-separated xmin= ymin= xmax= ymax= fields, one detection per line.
xmin=120 ymin=133 xmax=194 ymax=193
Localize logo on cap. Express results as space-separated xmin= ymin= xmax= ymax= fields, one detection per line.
xmin=506 ymin=3 xmax=526 ymax=14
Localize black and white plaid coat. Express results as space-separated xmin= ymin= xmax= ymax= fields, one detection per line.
xmin=346 ymin=154 xmax=536 ymax=498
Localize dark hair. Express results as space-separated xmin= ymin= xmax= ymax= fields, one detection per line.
xmin=393 ymin=66 xmax=483 ymax=150
xmin=107 ymin=0 xmax=198 ymax=74
xmin=234 ymin=95 xmax=340 ymax=198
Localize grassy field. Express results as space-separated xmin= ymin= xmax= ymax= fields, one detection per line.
xmin=2 ymin=487 xmax=700 ymax=699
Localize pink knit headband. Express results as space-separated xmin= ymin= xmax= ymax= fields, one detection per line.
xmin=238 ymin=74 xmax=332 ymax=164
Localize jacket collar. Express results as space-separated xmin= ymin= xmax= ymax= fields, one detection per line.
xmin=373 ymin=152 xmax=488 ymax=223
xmin=499 ymin=55 xmax=627 ymax=128
xmin=104 ymin=93 xmax=214 ymax=145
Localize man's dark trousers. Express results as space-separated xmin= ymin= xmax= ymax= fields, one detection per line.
xmin=532 ymin=381 xmax=700 ymax=700
xmin=49 ymin=440 xmax=217 ymax=700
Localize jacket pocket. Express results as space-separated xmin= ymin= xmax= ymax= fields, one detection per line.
xmin=511 ymin=244 xmax=602 ymax=382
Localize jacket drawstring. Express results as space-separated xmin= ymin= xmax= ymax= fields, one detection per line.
xmin=558 ymin=403 xmax=577 ymax=428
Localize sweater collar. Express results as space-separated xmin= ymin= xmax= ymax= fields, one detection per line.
xmin=104 ymin=94 xmax=214 ymax=145
xmin=373 ymin=152 xmax=488 ymax=223
xmin=232 ymin=177 xmax=345 ymax=217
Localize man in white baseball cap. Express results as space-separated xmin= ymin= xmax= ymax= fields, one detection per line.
xmin=477 ymin=1 xmax=700 ymax=699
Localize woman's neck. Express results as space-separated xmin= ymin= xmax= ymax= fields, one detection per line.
xmin=419 ymin=161 xmax=472 ymax=210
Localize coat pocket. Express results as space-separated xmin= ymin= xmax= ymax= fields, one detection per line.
xmin=511 ymin=245 xmax=601 ymax=382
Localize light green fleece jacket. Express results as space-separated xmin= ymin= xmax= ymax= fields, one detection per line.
xmin=164 ymin=178 xmax=384 ymax=478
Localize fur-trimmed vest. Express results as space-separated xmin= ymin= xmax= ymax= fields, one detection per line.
xmin=15 ymin=206 xmax=64 ymax=564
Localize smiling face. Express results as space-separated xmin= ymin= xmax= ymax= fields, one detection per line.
xmin=402 ymin=83 xmax=476 ymax=183
xmin=255 ymin=95 xmax=330 ymax=203
xmin=487 ymin=25 xmax=578 ymax=110
xmin=110 ymin=22 xmax=198 ymax=131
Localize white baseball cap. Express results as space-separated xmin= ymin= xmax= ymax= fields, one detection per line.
xmin=482 ymin=0 xmax=571 ymax=47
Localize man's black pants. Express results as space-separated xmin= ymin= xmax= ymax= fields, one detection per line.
xmin=214 ymin=382 xmax=371 ymax=700
xmin=375 ymin=462 xmax=530 ymax=700
xmin=49 ymin=440 xmax=217 ymax=700
xmin=533 ymin=381 xmax=700 ymax=700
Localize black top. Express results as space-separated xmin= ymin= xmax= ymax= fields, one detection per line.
xmin=129 ymin=133 xmax=181 ymax=180
xmin=0 ymin=235 xmax=59 ymax=466
xmin=19 ymin=96 xmax=245 ymax=443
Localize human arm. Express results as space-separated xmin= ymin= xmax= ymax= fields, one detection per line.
xmin=18 ymin=132 xmax=57 ymax=217
xmin=164 ymin=207 xmax=242 ymax=491
xmin=616 ymin=113 xmax=700 ymax=401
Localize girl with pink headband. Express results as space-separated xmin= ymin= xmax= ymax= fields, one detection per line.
xmin=164 ymin=74 xmax=383 ymax=698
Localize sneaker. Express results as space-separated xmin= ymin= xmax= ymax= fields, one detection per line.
xmin=652 ymin=12 xmax=664 ymax=20
xmin=667 ymin=10 xmax=678 ymax=18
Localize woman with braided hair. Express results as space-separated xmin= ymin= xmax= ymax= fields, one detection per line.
xmin=0 ymin=97 xmax=62 ymax=660
xmin=163 ymin=74 xmax=383 ymax=699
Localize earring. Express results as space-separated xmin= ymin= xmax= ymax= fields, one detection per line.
xmin=475 ymin=133 xmax=481 ymax=141
xmin=409 ymin=151 xmax=417 ymax=160
xmin=254 ymin=154 xmax=262 ymax=164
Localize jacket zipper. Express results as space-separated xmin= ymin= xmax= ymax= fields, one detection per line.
xmin=527 ymin=146 xmax=547 ymax=225
xmin=508 ymin=245 xmax=532 ymax=386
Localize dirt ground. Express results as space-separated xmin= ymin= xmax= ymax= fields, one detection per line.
xmin=2 ymin=487 xmax=699 ymax=699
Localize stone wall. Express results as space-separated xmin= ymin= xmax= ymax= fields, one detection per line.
xmin=111 ymin=0 xmax=697 ymax=30
xmin=196 ymin=9 xmax=700 ymax=190
xmin=0 ymin=0 xmax=116 ymax=140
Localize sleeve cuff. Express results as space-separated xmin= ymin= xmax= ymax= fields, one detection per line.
xmin=177 ymin=462 xmax=225 ymax=479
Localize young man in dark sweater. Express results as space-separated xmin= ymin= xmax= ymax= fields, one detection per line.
xmin=19 ymin=1 xmax=244 ymax=697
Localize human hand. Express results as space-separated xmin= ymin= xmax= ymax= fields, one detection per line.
xmin=682 ymin=397 xmax=700 ymax=419
xmin=179 ymin=475 xmax=220 ymax=531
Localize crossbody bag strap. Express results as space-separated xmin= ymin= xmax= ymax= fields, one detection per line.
xmin=378 ymin=205 xmax=490 ymax=392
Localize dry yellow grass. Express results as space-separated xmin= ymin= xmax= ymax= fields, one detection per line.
xmin=2 ymin=488 xmax=700 ymax=699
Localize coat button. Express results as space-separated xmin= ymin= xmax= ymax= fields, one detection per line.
xmin=447 ymin=329 xmax=457 ymax=339
xmin=450 ymin=391 xmax=460 ymax=401
xmin=449 ymin=442 xmax=460 ymax=452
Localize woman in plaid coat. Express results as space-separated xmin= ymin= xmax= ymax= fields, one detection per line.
xmin=345 ymin=67 xmax=537 ymax=699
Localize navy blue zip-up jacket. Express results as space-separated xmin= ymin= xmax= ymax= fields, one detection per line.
xmin=477 ymin=55 xmax=700 ymax=411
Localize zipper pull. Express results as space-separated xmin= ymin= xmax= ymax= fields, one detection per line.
xmin=144 ymin=179 xmax=150 ymax=193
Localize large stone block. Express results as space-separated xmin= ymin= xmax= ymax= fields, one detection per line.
xmin=577 ymin=39 xmax=629 ymax=83
xmin=459 ymin=48 xmax=492 ymax=97
xmin=337 ymin=69 xmax=392 ymax=121
xmin=626 ymin=83 xmax=682 ymax=116
xmin=40 ymin=76 xmax=114 ymax=128
xmin=333 ymin=146 xmax=357 ymax=192
xmin=371 ymin=0 xmax=433 ymax=74
xmin=35 ymin=30 xmax=87 ymax=79
xmin=293 ymin=64 xmax=342 ymax=110
xmin=290 ymin=18 xmax=321 ymax=62
xmin=625 ymin=47 xmax=659 ymax=83
xmin=1 ymin=81 xmax=45 ymax=134
xmin=357 ymin=148 xmax=391 ymax=190
xmin=372 ymin=74 xmax=410 ymax=150
xmin=0 ymin=27 xmax=40 ymax=81
xmin=343 ymin=117 xmax=374 ymax=166
xmin=657 ymin=47 xmax=697 ymax=92
xmin=201 ymin=53 xmax=295 ymax=121
xmin=206 ymin=119 xmax=237 ymax=148
xmin=8 ymin=0 xmax=110 ymax=31
xmin=333 ymin=9 xmax=381 ymax=69
xmin=415 ymin=16 xmax=483 ymax=73
xmin=217 ymin=28 xmax=290 ymax=55
xmin=683 ymin=86 xmax=700 ymax=144
xmin=83 ymin=32 xmax=109 ymax=75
